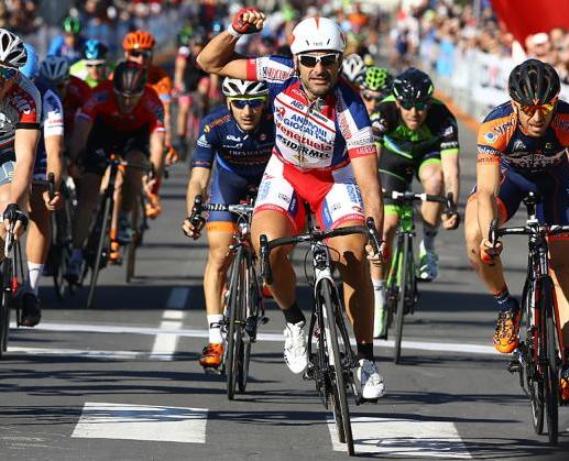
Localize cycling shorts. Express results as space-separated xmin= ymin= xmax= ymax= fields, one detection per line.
xmin=206 ymin=166 xmax=260 ymax=232
xmin=254 ymin=155 xmax=365 ymax=232
xmin=494 ymin=163 xmax=569 ymax=225
xmin=84 ymin=124 xmax=150 ymax=176
xmin=379 ymin=147 xmax=440 ymax=207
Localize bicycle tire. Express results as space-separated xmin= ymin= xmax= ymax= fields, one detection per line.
xmin=126 ymin=197 xmax=141 ymax=283
xmin=393 ymin=233 xmax=410 ymax=364
xmin=86 ymin=195 xmax=112 ymax=309
xmin=321 ymin=278 xmax=354 ymax=456
xmin=541 ymin=277 xmax=559 ymax=445
xmin=226 ymin=246 xmax=244 ymax=400
xmin=0 ymin=258 xmax=13 ymax=356
xmin=238 ymin=253 xmax=259 ymax=393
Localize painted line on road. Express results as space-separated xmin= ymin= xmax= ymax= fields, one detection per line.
xmin=72 ymin=402 xmax=208 ymax=444
xmin=329 ymin=416 xmax=471 ymax=458
xmin=7 ymin=346 xmax=155 ymax=360
xmin=149 ymin=287 xmax=190 ymax=361
xmin=17 ymin=321 xmax=499 ymax=356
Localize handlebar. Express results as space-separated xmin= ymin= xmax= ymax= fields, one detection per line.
xmin=260 ymin=218 xmax=382 ymax=285
xmin=385 ymin=191 xmax=457 ymax=213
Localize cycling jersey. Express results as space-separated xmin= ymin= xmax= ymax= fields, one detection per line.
xmin=246 ymin=55 xmax=376 ymax=170
xmin=177 ymin=47 xmax=209 ymax=93
xmin=148 ymin=65 xmax=173 ymax=105
xmin=191 ymin=106 xmax=274 ymax=179
xmin=0 ymin=74 xmax=41 ymax=161
xmin=63 ymin=76 xmax=92 ymax=136
xmin=475 ymin=100 xmax=569 ymax=225
xmin=33 ymin=79 xmax=64 ymax=182
xmin=69 ymin=59 xmax=108 ymax=88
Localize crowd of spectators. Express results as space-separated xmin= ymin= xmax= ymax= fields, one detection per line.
xmin=0 ymin=0 xmax=42 ymax=35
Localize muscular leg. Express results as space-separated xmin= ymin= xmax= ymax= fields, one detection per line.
xmin=418 ymin=161 xmax=443 ymax=230
xmin=251 ymin=210 xmax=296 ymax=310
xmin=176 ymin=96 xmax=190 ymax=140
xmin=203 ymin=227 xmax=234 ymax=316
xmin=548 ymin=239 xmax=569 ymax=355
xmin=27 ymin=185 xmax=51 ymax=265
xmin=370 ymin=210 xmax=399 ymax=282
xmin=72 ymin=173 xmax=102 ymax=249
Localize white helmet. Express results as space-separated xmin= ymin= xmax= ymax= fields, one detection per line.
xmin=222 ymin=78 xmax=268 ymax=97
xmin=290 ymin=16 xmax=345 ymax=55
xmin=40 ymin=56 xmax=70 ymax=83
xmin=0 ymin=28 xmax=27 ymax=68
xmin=342 ymin=54 xmax=366 ymax=84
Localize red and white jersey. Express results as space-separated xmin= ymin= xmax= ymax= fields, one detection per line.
xmin=246 ymin=55 xmax=376 ymax=171
xmin=0 ymin=74 xmax=41 ymax=156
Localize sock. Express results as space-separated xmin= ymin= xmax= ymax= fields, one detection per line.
xmin=372 ymin=279 xmax=385 ymax=291
xmin=27 ymin=262 xmax=43 ymax=296
xmin=357 ymin=343 xmax=374 ymax=362
xmin=495 ymin=286 xmax=518 ymax=312
xmin=71 ymin=249 xmax=83 ymax=262
xmin=422 ymin=223 xmax=438 ymax=252
xmin=207 ymin=314 xmax=224 ymax=344
xmin=283 ymin=302 xmax=305 ymax=325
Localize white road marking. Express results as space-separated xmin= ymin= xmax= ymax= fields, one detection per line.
xmin=21 ymin=321 xmax=499 ymax=356
xmin=328 ymin=417 xmax=471 ymax=458
xmin=72 ymin=402 xmax=207 ymax=444
xmin=7 ymin=346 xmax=149 ymax=360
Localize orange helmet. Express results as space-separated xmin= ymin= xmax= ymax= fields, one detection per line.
xmin=123 ymin=30 xmax=156 ymax=51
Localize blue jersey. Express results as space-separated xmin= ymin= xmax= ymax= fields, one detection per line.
xmin=191 ymin=106 xmax=274 ymax=180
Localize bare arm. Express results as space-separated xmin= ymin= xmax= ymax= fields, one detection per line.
xmin=196 ymin=31 xmax=250 ymax=78
xmin=476 ymin=157 xmax=501 ymax=239
xmin=149 ymin=130 xmax=166 ymax=178
xmin=12 ymin=128 xmax=39 ymax=207
xmin=351 ymin=154 xmax=384 ymax=235
xmin=185 ymin=166 xmax=211 ymax=216
xmin=441 ymin=152 xmax=460 ymax=203
xmin=69 ymin=116 xmax=93 ymax=163
xmin=45 ymin=133 xmax=64 ymax=189
xmin=174 ymin=55 xmax=186 ymax=90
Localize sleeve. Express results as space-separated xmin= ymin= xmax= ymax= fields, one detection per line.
xmin=146 ymin=92 xmax=166 ymax=133
xmin=191 ymin=118 xmax=217 ymax=169
xmin=246 ymin=55 xmax=294 ymax=83
xmin=155 ymin=74 xmax=173 ymax=104
xmin=476 ymin=112 xmax=512 ymax=164
xmin=337 ymin=87 xmax=376 ymax=159
xmin=15 ymin=84 xmax=41 ymax=129
xmin=43 ymin=90 xmax=64 ymax=137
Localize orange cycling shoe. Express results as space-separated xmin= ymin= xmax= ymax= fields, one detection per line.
xmin=109 ymin=240 xmax=122 ymax=265
xmin=493 ymin=309 xmax=521 ymax=353
xmin=199 ymin=343 xmax=224 ymax=368
xmin=145 ymin=193 xmax=162 ymax=219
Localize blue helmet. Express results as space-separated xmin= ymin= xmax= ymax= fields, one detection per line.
xmin=20 ymin=43 xmax=40 ymax=79
xmin=83 ymin=39 xmax=108 ymax=62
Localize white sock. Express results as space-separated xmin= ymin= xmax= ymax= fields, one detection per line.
xmin=372 ymin=279 xmax=385 ymax=291
xmin=422 ymin=224 xmax=438 ymax=252
xmin=28 ymin=262 xmax=44 ymax=296
xmin=207 ymin=314 xmax=224 ymax=344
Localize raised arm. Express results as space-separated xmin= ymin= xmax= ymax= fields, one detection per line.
xmin=196 ymin=8 xmax=265 ymax=78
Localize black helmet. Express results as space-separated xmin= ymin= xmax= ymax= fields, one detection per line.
xmin=393 ymin=67 xmax=434 ymax=104
xmin=113 ymin=61 xmax=147 ymax=95
xmin=508 ymin=59 xmax=560 ymax=105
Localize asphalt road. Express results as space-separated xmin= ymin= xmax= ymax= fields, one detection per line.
xmin=0 ymin=118 xmax=568 ymax=461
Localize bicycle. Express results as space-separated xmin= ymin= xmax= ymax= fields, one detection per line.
xmin=382 ymin=191 xmax=456 ymax=364
xmin=46 ymin=173 xmax=75 ymax=299
xmin=188 ymin=194 xmax=268 ymax=400
xmin=489 ymin=191 xmax=569 ymax=445
xmin=125 ymin=191 xmax=149 ymax=283
xmin=0 ymin=219 xmax=26 ymax=359
xmin=259 ymin=209 xmax=381 ymax=456
xmin=82 ymin=154 xmax=151 ymax=308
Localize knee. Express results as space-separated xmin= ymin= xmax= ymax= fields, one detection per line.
xmin=421 ymin=170 xmax=444 ymax=194
xmin=207 ymin=246 xmax=230 ymax=272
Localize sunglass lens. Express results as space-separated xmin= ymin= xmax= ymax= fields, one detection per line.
xmin=320 ymin=54 xmax=338 ymax=66
xmin=300 ymin=56 xmax=317 ymax=67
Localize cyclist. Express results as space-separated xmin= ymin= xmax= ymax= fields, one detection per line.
xmin=70 ymin=39 xmax=110 ymax=88
xmin=342 ymin=53 xmax=367 ymax=88
xmin=174 ymin=28 xmax=211 ymax=158
xmin=66 ymin=62 xmax=165 ymax=279
xmin=360 ymin=66 xmax=393 ymax=116
xmin=182 ymin=78 xmax=274 ymax=370
xmin=464 ymin=59 xmax=569 ymax=400
xmin=197 ymin=9 xmax=385 ymax=399
xmin=19 ymin=47 xmax=65 ymax=326
xmin=0 ymin=29 xmax=41 ymax=324
xmin=47 ymin=15 xmax=85 ymax=65
xmin=38 ymin=56 xmax=92 ymax=153
xmin=123 ymin=30 xmax=173 ymax=219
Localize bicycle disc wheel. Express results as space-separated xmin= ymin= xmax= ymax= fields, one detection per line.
xmin=394 ymin=234 xmax=410 ymax=364
xmin=541 ymin=277 xmax=559 ymax=445
xmin=86 ymin=196 xmax=112 ymax=309
xmin=321 ymin=278 xmax=354 ymax=456
xmin=226 ymin=247 xmax=244 ymax=400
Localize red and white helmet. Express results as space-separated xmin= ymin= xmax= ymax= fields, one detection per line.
xmin=290 ymin=16 xmax=345 ymax=55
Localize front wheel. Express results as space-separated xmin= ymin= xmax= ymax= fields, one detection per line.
xmin=0 ymin=258 xmax=14 ymax=356
xmin=86 ymin=195 xmax=112 ymax=309
xmin=393 ymin=234 xmax=412 ymax=364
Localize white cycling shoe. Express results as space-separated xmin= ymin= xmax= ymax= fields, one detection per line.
xmin=418 ymin=240 xmax=439 ymax=282
xmin=354 ymin=359 xmax=385 ymax=400
xmin=283 ymin=321 xmax=308 ymax=374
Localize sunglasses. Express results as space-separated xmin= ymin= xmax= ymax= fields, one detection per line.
xmin=229 ymin=98 xmax=266 ymax=109
xmin=297 ymin=53 xmax=340 ymax=68
xmin=86 ymin=63 xmax=104 ymax=68
xmin=399 ymin=99 xmax=430 ymax=111
xmin=114 ymin=89 xmax=143 ymax=100
xmin=518 ymin=98 xmax=557 ymax=116
xmin=129 ymin=50 xmax=152 ymax=59
xmin=0 ymin=64 xmax=18 ymax=81
xmin=362 ymin=91 xmax=383 ymax=103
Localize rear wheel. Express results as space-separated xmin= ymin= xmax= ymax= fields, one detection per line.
xmin=86 ymin=195 xmax=112 ymax=309
xmin=321 ymin=279 xmax=354 ymax=456
xmin=393 ymin=234 xmax=410 ymax=364
xmin=226 ymin=247 xmax=244 ymax=400
xmin=0 ymin=259 xmax=13 ymax=357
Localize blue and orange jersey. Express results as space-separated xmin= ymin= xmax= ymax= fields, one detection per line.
xmin=477 ymin=100 xmax=569 ymax=173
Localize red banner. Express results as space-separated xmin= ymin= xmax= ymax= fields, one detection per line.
xmin=490 ymin=0 xmax=569 ymax=44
